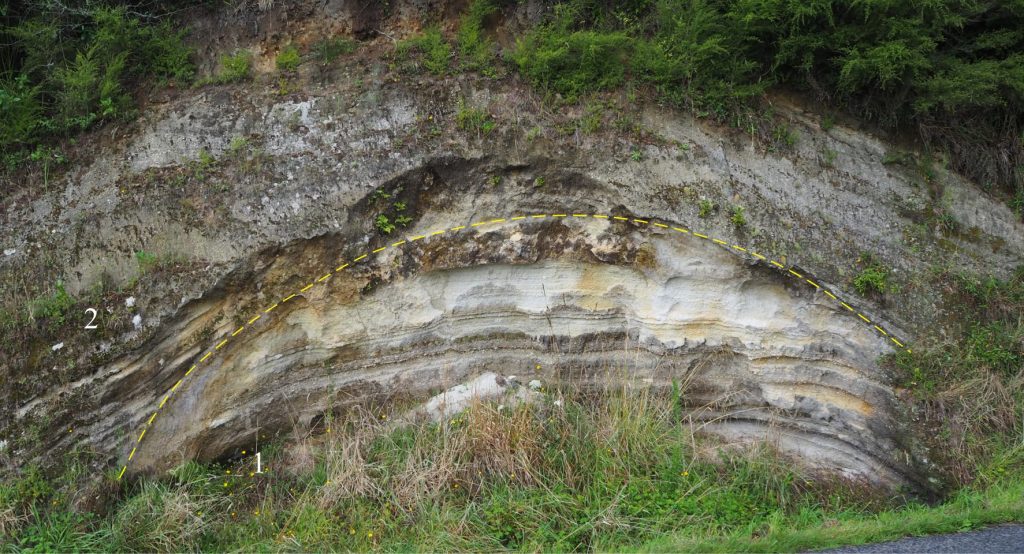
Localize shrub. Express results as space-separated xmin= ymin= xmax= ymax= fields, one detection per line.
xmin=730 ymin=205 xmax=747 ymax=228
xmin=396 ymin=28 xmax=451 ymax=75
xmin=29 ymin=281 xmax=75 ymax=327
xmin=457 ymin=0 xmax=499 ymax=74
xmin=375 ymin=215 xmax=396 ymax=234
xmin=853 ymin=264 xmax=889 ymax=296
xmin=276 ymin=44 xmax=301 ymax=72
xmin=215 ymin=51 xmax=252 ymax=83
xmin=0 ymin=5 xmax=194 ymax=160
xmin=698 ymin=199 xmax=715 ymax=219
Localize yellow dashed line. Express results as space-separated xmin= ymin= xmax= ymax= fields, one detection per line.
xmin=283 ymin=294 xmax=297 ymax=302
xmin=430 ymin=230 xmax=445 ymax=236
xmin=806 ymin=279 xmax=820 ymax=289
xmin=118 ymin=466 xmax=127 ymax=480
xmin=654 ymin=223 xmax=669 ymax=228
xmin=553 ymin=214 xmax=567 ymax=218
xmin=200 ymin=352 xmax=212 ymax=362
xmin=128 ymin=447 xmax=137 ymax=461
xmin=215 ymin=339 xmax=228 ymax=350
xmin=874 ymin=325 xmax=888 ymax=336
xmin=392 ymin=240 xmax=406 ymax=247
xmin=694 ymin=232 xmax=709 ymax=239
xmin=410 ymin=235 xmax=427 ymax=241
xmin=633 ymin=219 xmax=649 ymax=224
xmin=491 ymin=218 xmax=507 ymax=223
xmin=137 ymin=429 xmax=147 ymax=443
xmin=335 ymin=263 xmax=349 ymax=271
xmin=372 ymin=247 xmax=386 ymax=254
xmin=248 ymin=315 xmax=262 ymax=325
xmin=456 ymin=225 xmax=472 ymax=230
xmin=532 ymin=214 xmax=548 ymax=219
xmin=159 ymin=396 xmax=169 ymax=409
xmin=511 ymin=216 xmax=526 ymax=221
xmin=841 ymin=302 xmax=855 ymax=312
xmin=231 ymin=327 xmax=244 ymax=336
xmin=891 ymin=337 xmax=905 ymax=348
xmin=300 ymin=283 xmax=314 ymax=292
xmin=732 ymin=245 xmax=747 ymax=252
xmin=771 ymin=261 xmax=785 ymax=268
xmin=265 ymin=303 xmax=279 ymax=312
xmin=713 ymin=238 xmax=728 ymax=245
xmin=673 ymin=227 xmax=690 ymax=234
xmin=185 ymin=364 xmax=197 ymax=376
xmin=858 ymin=313 xmax=871 ymax=323
xmin=788 ymin=269 xmax=804 ymax=278
xmin=593 ymin=215 xmax=609 ymax=219
xmin=171 ymin=379 xmax=183 ymax=392
xmin=752 ymin=252 xmax=766 ymax=260
xmin=147 ymin=412 xmax=157 ymax=426
xmin=354 ymin=254 xmax=368 ymax=261
xmin=613 ymin=216 xmax=629 ymax=221
xmin=824 ymin=290 xmax=837 ymax=300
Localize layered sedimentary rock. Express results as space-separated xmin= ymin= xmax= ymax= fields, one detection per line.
xmin=23 ymin=214 xmax=931 ymax=492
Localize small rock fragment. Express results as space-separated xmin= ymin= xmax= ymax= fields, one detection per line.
xmin=132 ymin=314 xmax=143 ymax=330
xmin=51 ymin=342 xmax=64 ymax=351
xmin=125 ymin=296 xmax=136 ymax=308
xmin=3 ymin=248 xmax=15 ymax=256
xmin=528 ymin=379 xmax=542 ymax=391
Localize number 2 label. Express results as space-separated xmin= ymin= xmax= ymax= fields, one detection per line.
xmin=84 ymin=308 xmax=98 ymax=329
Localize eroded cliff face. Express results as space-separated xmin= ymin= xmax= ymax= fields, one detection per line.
xmin=2 ymin=1 xmax=1022 ymax=496
xmin=29 ymin=200 xmax=924 ymax=491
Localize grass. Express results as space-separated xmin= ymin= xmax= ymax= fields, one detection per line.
xmin=312 ymin=37 xmax=357 ymax=66
xmin=275 ymin=44 xmax=301 ymax=72
xmin=396 ymin=28 xmax=451 ymax=75
xmin=4 ymin=381 xmax=1022 ymax=552
xmin=456 ymin=99 xmax=495 ymax=135
xmin=853 ymin=262 xmax=890 ymax=296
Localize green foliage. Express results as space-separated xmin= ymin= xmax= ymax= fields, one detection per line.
xmin=821 ymin=148 xmax=838 ymax=167
xmin=29 ymin=281 xmax=75 ymax=327
xmin=457 ymin=0 xmax=499 ymax=75
xmin=853 ymin=264 xmax=889 ymax=296
xmin=312 ymin=37 xmax=357 ymax=66
xmin=512 ymin=11 xmax=632 ymax=103
xmin=396 ymin=28 xmax=451 ymax=75
xmin=698 ymin=199 xmax=715 ymax=218
xmin=276 ymin=44 xmax=301 ymax=72
xmin=510 ymin=0 xmax=1023 ymax=202
xmin=456 ymin=100 xmax=495 ymax=134
xmin=213 ymin=51 xmax=252 ymax=84
xmin=136 ymin=250 xmax=158 ymax=272
xmin=730 ymin=205 xmax=746 ymax=228
xmin=374 ymin=215 xmax=396 ymax=234
xmin=0 ymin=5 xmax=195 ymax=159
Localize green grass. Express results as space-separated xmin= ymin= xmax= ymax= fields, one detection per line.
xmin=456 ymin=99 xmax=496 ymax=134
xmin=211 ymin=50 xmax=252 ymax=84
xmin=3 ymin=377 xmax=1023 ymax=552
xmin=853 ymin=264 xmax=889 ymax=296
xmin=275 ymin=44 xmax=301 ymax=72
xmin=396 ymin=27 xmax=451 ymax=75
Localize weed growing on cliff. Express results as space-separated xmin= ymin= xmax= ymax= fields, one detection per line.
xmin=28 ymin=281 xmax=75 ymax=329
xmin=374 ymin=215 xmax=396 ymax=235
xmin=312 ymin=37 xmax=357 ymax=66
xmin=853 ymin=259 xmax=889 ymax=296
xmin=457 ymin=0 xmax=499 ymax=75
xmin=886 ymin=266 xmax=1024 ymax=486
xmin=456 ymin=100 xmax=495 ymax=135
xmin=396 ymin=28 xmax=451 ymax=75
xmin=203 ymin=50 xmax=252 ymax=85
xmin=698 ymin=199 xmax=716 ymax=219
xmin=730 ymin=205 xmax=747 ymax=228
xmin=276 ymin=44 xmax=301 ymax=72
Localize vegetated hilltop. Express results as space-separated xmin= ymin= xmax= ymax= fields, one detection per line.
xmin=0 ymin=0 xmax=1022 ymax=551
